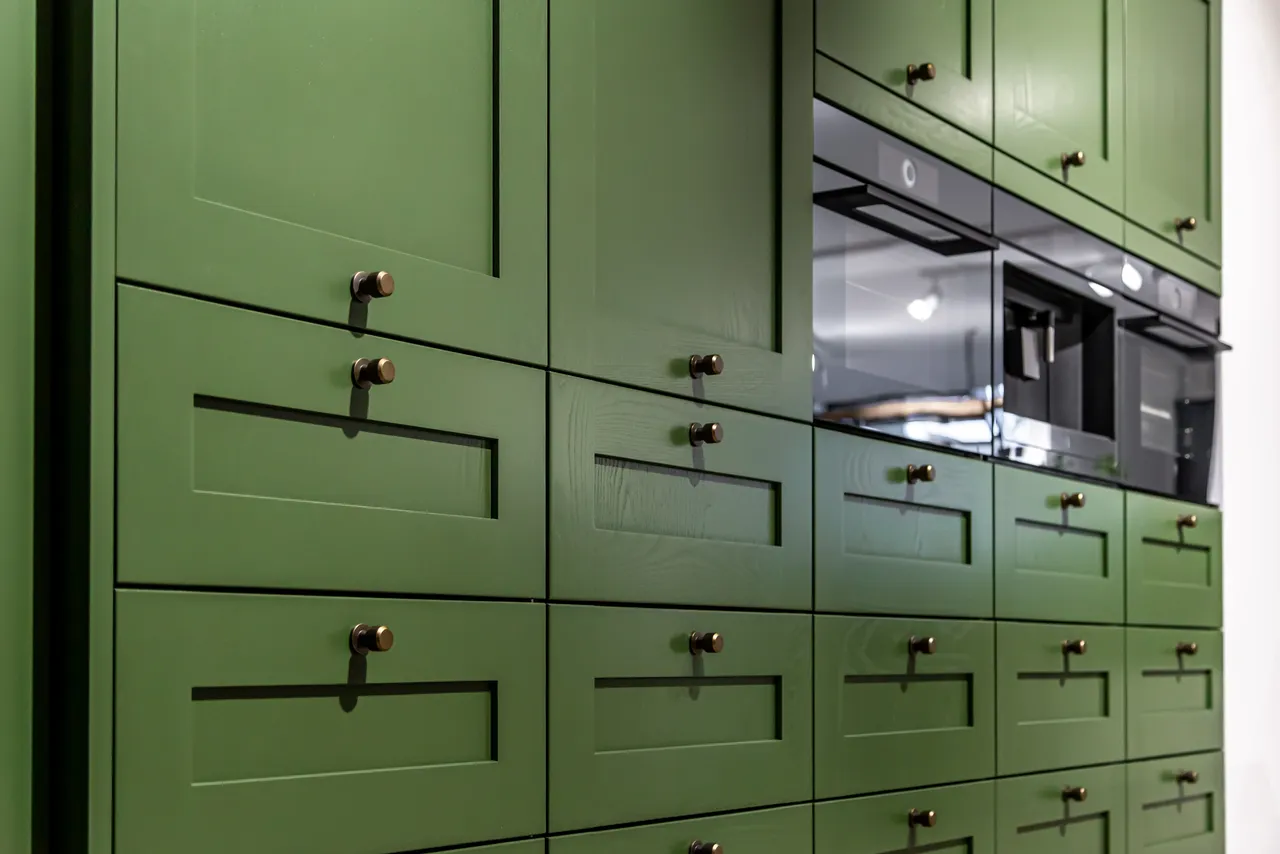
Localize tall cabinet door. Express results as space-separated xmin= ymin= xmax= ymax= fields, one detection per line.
xmin=1125 ymin=0 xmax=1221 ymax=264
xmin=994 ymin=0 xmax=1125 ymax=211
xmin=550 ymin=0 xmax=813 ymax=419
xmin=117 ymin=1 xmax=548 ymax=364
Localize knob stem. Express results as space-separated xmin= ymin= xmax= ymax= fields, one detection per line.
xmin=352 ymin=358 xmax=396 ymax=389
xmin=1063 ymin=639 xmax=1088 ymax=655
xmin=689 ymin=632 xmax=724 ymax=655
xmin=689 ymin=354 xmax=725 ymax=379
xmin=906 ymin=464 xmax=936 ymax=485
xmin=350 ymin=624 xmax=395 ymax=655
xmin=908 ymin=808 xmax=937 ymax=828
xmin=1062 ymin=786 xmax=1088 ymax=802
xmin=906 ymin=62 xmax=937 ymax=85
xmin=689 ymin=422 xmax=724 ymax=447
xmin=1060 ymin=492 xmax=1086 ymax=509
xmin=909 ymin=636 xmax=937 ymax=655
xmin=351 ymin=270 xmax=395 ymax=302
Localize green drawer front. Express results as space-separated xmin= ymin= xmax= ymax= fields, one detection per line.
xmin=996 ymin=764 xmax=1127 ymax=854
xmin=995 ymin=622 xmax=1125 ymax=775
xmin=815 ymin=781 xmax=995 ymax=854
xmin=815 ymin=616 xmax=994 ymax=798
xmin=1127 ymin=753 xmax=1224 ymax=854
xmin=814 ymin=430 xmax=994 ymax=618
xmin=994 ymin=467 xmax=1124 ymax=624
xmin=1126 ymin=493 xmax=1222 ymax=628
xmin=115 ymin=591 xmax=546 ymax=854
xmin=549 ymin=605 xmax=812 ymax=831
xmin=550 ymin=376 xmax=812 ymax=609
xmin=1127 ymin=627 xmax=1223 ymax=759
xmin=116 ymin=285 xmax=545 ymax=597
xmin=551 ymin=804 xmax=812 ymax=854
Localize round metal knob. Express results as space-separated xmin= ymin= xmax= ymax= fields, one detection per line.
xmin=351 ymin=270 xmax=395 ymax=302
xmin=689 ymin=842 xmax=723 ymax=854
xmin=350 ymin=624 xmax=395 ymax=655
xmin=1176 ymin=770 xmax=1200 ymax=784
xmin=1063 ymin=639 xmax=1088 ymax=655
xmin=1060 ymin=492 xmax=1086 ymax=509
xmin=689 ymin=631 xmax=724 ymax=655
xmin=908 ymin=808 xmax=937 ymax=828
xmin=1061 ymin=151 xmax=1087 ymax=169
xmin=689 ymin=354 xmax=725 ymax=379
xmin=1062 ymin=786 xmax=1088 ymax=802
xmin=1177 ymin=513 xmax=1199 ymax=529
xmin=689 ymin=422 xmax=724 ymax=447
xmin=907 ymin=464 xmax=936 ymax=485
xmin=1175 ymin=216 xmax=1199 ymax=233
xmin=909 ymin=636 xmax=937 ymax=655
xmin=906 ymin=62 xmax=937 ymax=85
xmin=352 ymin=358 xmax=395 ymax=389
xmin=1176 ymin=641 xmax=1199 ymax=656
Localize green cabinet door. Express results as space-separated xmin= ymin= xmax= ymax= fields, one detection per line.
xmin=550 ymin=0 xmax=812 ymax=419
xmin=549 ymin=605 xmax=812 ymax=831
xmin=550 ymin=376 xmax=811 ymax=610
xmin=1127 ymin=627 xmax=1223 ymax=759
xmin=115 ymin=591 xmax=546 ymax=853
xmin=1127 ymin=494 xmax=1222 ymax=628
xmin=815 ymin=781 xmax=995 ymax=854
xmin=117 ymin=1 xmax=547 ymax=364
xmin=996 ymin=622 xmax=1125 ymax=776
xmin=551 ymin=804 xmax=812 ymax=854
xmin=117 ymin=286 xmax=545 ymax=597
xmin=1127 ymin=753 xmax=1224 ymax=854
xmin=996 ymin=764 xmax=1126 ymax=854
xmin=815 ymin=616 xmax=994 ymax=798
xmin=993 ymin=0 xmax=1125 ymax=211
xmin=815 ymin=430 xmax=994 ymax=618
xmin=816 ymin=0 xmax=994 ymax=143
xmin=994 ymin=467 xmax=1124 ymax=624
xmin=1125 ymin=0 xmax=1221 ymax=265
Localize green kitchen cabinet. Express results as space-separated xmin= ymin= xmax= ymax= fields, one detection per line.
xmin=1127 ymin=627 xmax=1223 ymax=759
xmin=1125 ymin=0 xmax=1222 ymax=266
xmin=815 ymin=429 xmax=994 ymax=618
xmin=996 ymin=764 xmax=1127 ymax=854
xmin=550 ymin=0 xmax=813 ymax=419
xmin=551 ymin=804 xmax=812 ymax=854
xmin=993 ymin=0 xmax=1125 ymax=212
xmin=1127 ymin=753 xmax=1224 ymax=854
xmin=116 ymin=285 xmax=546 ymax=598
xmin=1127 ymin=493 xmax=1222 ymax=627
xmin=117 ymin=0 xmax=548 ymax=364
xmin=994 ymin=467 xmax=1125 ymax=624
xmin=815 ymin=616 xmax=994 ymax=798
xmin=549 ymin=605 xmax=812 ymax=831
xmin=996 ymin=622 xmax=1126 ymax=776
xmin=815 ymin=781 xmax=995 ymax=854
xmin=550 ymin=375 xmax=812 ymax=610
xmin=816 ymin=0 xmax=994 ymax=143
xmin=115 ymin=591 xmax=546 ymax=853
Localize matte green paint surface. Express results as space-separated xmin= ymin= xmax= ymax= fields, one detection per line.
xmin=815 ymin=781 xmax=995 ymax=854
xmin=815 ymin=616 xmax=995 ymax=798
xmin=993 ymin=152 xmax=1125 ymax=246
xmin=1127 ymin=627 xmax=1223 ymax=759
xmin=116 ymin=285 xmax=546 ymax=597
xmin=994 ymin=0 xmax=1124 ymax=211
xmin=550 ymin=376 xmax=811 ymax=609
xmin=817 ymin=0 xmax=994 ymax=143
xmin=1125 ymin=0 xmax=1222 ymax=266
xmin=115 ymin=591 xmax=546 ymax=853
xmin=815 ymin=429 xmax=993 ymax=618
xmin=548 ymin=605 xmax=812 ymax=831
xmin=994 ymin=467 xmax=1125 ymax=624
xmin=995 ymin=622 xmax=1125 ymax=776
xmin=551 ymin=804 xmax=811 ymax=854
xmin=117 ymin=0 xmax=548 ymax=364
xmin=1127 ymin=753 xmax=1224 ymax=854
xmin=1126 ymin=493 xmax=1222 ymax=628
xmin=995 ymin=764 xmax=1126 ymax=854
xmin=550 ymin=0 xmax=813 ymax=419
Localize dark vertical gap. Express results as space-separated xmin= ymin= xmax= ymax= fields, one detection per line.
xmin=490 ymin=0 xmax=501 ymax=279
xmin=1101 ymin=0 xmax=1109 ymax=159
xmin=489 ymin=683 xmax=500 ymax=761
xmin=965 ymin=0 xmax=974 ymax=78
xmin=771 ymin=0 xmax=784 ymax=355
xmin=542 ymin=371 xmax=552 ymax=834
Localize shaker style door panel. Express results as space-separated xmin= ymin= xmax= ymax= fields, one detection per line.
xmin=116 ymin=286 xmax=545 ymax=597
xmin=815 ymin=616 xmax=995 ymax=798
xmin=1127 ymin=493 xmax=1222 ymax=628
xmin=550 ymin=376 xmax=811 ymax=610
xmin=995 ymin=764 xmax=1127 ymax=854
xmin=548 ymin=605 xmax=812 ymax=831
xmin=994 ymin=467 xmax=1124 ymax=624
xmin=550 ymin=0 xmax=812 ymax=419
xmin=995 ymin=622 xmax=1125 ymax=776
xmin=114 ymin=591 xmax=546 ymax=854
xmin=814 ymin=781 xmax=995 ymax=854
xmin=816 ymin=0 xmax=994 ymax=142
xmin=551 ymin=805 xmax=812 ymax=854
xmin=1127 ymin=627 xmax=1223 ymax=759
xmin=993 ymin=0 xmax=1124 ymax=211
xmin=1127 ymin=753 xmax=1225 ymax=854
xmin=815 ymin=430 xmax=994 ymax=618
xmin=117 ymin=0 xmax=547 ymax=364
xmin=1125 ymin=0 xmax=1221 ymax=265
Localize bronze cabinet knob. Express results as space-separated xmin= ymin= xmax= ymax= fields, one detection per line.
xmin=689 ymin=422 xmax=724 ymax=447
xmin=1177 ymin=513 xmax=1199 ymax=529
xmin=909 ymin=635 xmax=937 ymax=655
xmin=1061 ymin=151 xmax=1087 ymax=169
xmin=1176 ymin=770 xmax=1200 ymax=784
xmin=908 ymin=808 xmax=937 ymax=828
xmin=350 ymin=624 xmax=395 ymax=655
xmin=689 ymin=354 xmax=725 ymax=379
xmin=351 ymin=270 xmax=395 ymax=302
xmin=1175 ymin=216 xmax=1199 ymax=233
xmin=1060 ymin=492 xmax=1086 ymax=509
xmin=689 ymin=842 xmax=723 ymax=854
xmin=1176 ymin=641 xmax=1199 ymax=656
xmin=1063 ymin=639 xmax=1088 ymax=655
xmin=352 ymin=357 xmax=396 ymax=389
xmin=906 ymin=62 xmax=937 ymax=84
xmin=689 ymin=631 xmax=724 ymax=655
xmin=1062 ymin=786 xmax=1088 ymax=802
xmin=906 ymin=463 xmax=936 ymax=484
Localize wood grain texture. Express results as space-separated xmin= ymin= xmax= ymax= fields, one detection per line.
xmin=1126 ymin=493 xmax=1222 ymax=627
xmin=1126 ymin=626 xmax=1222 ymax=759
xmin=815 ymin=780 xmax=995 ymax=854
xmin=996 ymin=764 xmax=1126 ymax=854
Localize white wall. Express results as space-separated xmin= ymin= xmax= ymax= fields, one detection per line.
xmin=1222 ymin=1 xmax=1280 ymax=850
